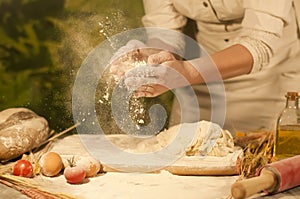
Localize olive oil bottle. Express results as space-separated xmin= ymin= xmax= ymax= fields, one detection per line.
xmin=275 ymin=92 xmax=300 ymax=159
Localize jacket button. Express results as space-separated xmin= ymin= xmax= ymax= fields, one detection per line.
xmin=203 ymin=2 xmax=208 ymax=7
xmin=224 ymin=39 xmax=229 ymax=42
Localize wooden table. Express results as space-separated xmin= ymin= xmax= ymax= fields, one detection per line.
xmin=1 ymin=134 xmax=299 ymax=199
xmin=1 ymin=172 xmax=300 ymax=199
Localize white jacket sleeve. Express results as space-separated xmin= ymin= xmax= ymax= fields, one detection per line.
xmin=142 ymin=0 xmax=187 ymax=55
xmin=234 ymin=0 xmax=293 ymax=73
xmin=142 ymin=0 xmax=187 ymax=30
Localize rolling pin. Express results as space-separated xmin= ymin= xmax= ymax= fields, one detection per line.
xmin=231 ymin=155 xmax=300 ymax=199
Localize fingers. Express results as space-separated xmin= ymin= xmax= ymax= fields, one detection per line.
xmin=133 ymin=85 xmax=156 ymax=98
xmin=109 ymin=46 xmax=131 ymax=65
xmin=109 ymin=40 xmax=147 ymax=80
xmin=109 ymin=59 xmax=121 ymax=74
xmin=124 ymin=76 xmax=161 ymax=98
xmin=109 ymin=59 xmax=130 ymax=81
xmin=125 ymin=64 xmax=168 ymax=81
xmin=110 ymin=40 xmax=146 ymax=64
xmin=110 ymin=46 xmax=175 ymax=82
xmin=125 ymin=76 xmax=160 ymax=89
xmin=124 ymin=63 xmax=171 ymax=98
xmin=148 ymin=51 xmax=176 ymax=64
xmin=124 ymin=73 xmax=169 ymax=98
xmin=130 ymin=84 xmax=168 ymax=98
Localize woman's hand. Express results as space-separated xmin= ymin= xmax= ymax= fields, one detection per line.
xmin=109 ymin=40 xmax=147 ymax=81
xmin=125 ymin=51 xmax=202 ymax=98
xmin=109 ymin=40 xmax=162 ymax=81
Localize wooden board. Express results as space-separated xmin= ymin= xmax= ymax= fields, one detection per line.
xmin=50 ymin=134 xmax=242 ymax=176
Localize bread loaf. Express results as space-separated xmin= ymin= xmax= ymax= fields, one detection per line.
xmin=0 ymin=108 xmax=49 ymax=161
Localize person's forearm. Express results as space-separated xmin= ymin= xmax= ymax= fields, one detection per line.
xmin=186 ymin=44 xmax=253 ymax=85
xmin=211 ymin=44 xmax=253 ymax=79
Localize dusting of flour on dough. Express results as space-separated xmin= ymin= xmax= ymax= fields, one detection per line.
xmin=109 ymin=120 xmax=235 ymax=157
xmin=156 ymin=120 xmax=234 ymax=157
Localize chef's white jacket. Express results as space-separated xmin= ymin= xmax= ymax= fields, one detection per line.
xmin=141 ymin=0 xmax=300 ymax=133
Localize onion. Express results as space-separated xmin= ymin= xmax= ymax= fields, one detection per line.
xmin=39 ymin=152 xmax=63 ymax=177
xmin=75 ymin=156 xmax=101 ymax=177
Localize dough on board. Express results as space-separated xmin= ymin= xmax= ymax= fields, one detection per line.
xmin=157 ymin=121 xmax=234 ymax=157
xmin=110 ymin=120 xmax=235 ymax=157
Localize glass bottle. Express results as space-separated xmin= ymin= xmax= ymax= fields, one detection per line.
xmin=275 ymin=91 xmax=300 ymax=159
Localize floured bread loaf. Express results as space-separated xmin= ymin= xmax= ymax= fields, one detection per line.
xmin=0 ymin=108 xmax=49 ymax=161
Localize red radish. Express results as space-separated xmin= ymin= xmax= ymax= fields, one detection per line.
xmin=12 ymin=159 xmax=33 ymax=178
xmin=63 ymin=157 xmax=86 ymax=184
xmin=64 ymin=166 xmax=86 ymax=184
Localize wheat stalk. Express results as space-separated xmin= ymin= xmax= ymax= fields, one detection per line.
xmin=236 ymin=131 xmax=274 ymax=179
xmin=0 ymin=174 xmax=77 ymax=199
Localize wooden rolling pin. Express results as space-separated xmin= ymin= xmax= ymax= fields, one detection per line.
xmin=231 ymin=155 xmax=300 ymax=199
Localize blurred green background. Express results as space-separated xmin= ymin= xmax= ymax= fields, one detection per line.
xmin=0 ymin=0 xmax=146 ymax=131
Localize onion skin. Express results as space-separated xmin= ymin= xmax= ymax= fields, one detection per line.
xmin=39 ymin=152 xmax=63 ymax=177
xmin=75 ymin=156 xmax=101 ymax=177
